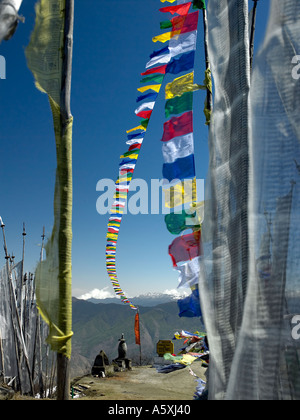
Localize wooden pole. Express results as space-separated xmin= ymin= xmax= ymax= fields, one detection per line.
xmin=202 ymin=8 xmax=212 ymax=118
xmin=56 ymin=0 xmax=74 ymax=401
xmin=249 ymin=0 xmax=259 ymax=70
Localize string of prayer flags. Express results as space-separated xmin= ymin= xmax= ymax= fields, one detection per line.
xmin=156 ymin=1 xmax=206 ymax=319
xmin=105 ymin=0 xmax=205 ymax=314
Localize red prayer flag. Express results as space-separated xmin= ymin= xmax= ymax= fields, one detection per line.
xmin=136 ymin=110 xmax=153 ymax=119
xmin=134 ymin=312 xmax=141 ymax=345
xmin=168 ymin=230 xmax=201 ymax=267
xmin=141 ymin=64 xmax=168 ymax=76
xmin=161 ymin=111 xmax=193 ymax=142
xmin=128 ymin=143 xmax=142 ymax=151
xmin=171 ymin=11 xmax=199 ymax=34
xmin=159 ymin=2 xmax=191 ymax=16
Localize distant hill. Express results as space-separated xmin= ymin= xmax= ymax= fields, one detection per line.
xmin=71 ymin=297 xmax=205 ymax=376
xmin=86 ymin=292 xmax=185 ymax=307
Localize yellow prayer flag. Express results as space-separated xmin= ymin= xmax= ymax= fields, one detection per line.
xmin=120 ymin=153 xmax=139 ymax=160
xmin=165 ymin=72 xmax=201 ymax=99
xmin=106 ymin=233 xmax=118 ymax=240
xmin=164 ymin=178 xmax=197 ymax=209
xmin=126 ymin=125 xmax=146 ymax=134
xmin=137 ymin=84 xmax=161 ymax=93
xmin=152 ymin=30 xmax=180 ymax=43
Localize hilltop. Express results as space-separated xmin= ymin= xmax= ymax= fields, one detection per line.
xmin=70 ymin=297 xmax=205 ymax=378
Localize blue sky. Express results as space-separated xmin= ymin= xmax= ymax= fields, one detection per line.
xmin=0 ymin=0 xmax=270 ymax=299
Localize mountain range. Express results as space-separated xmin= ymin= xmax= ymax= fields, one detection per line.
xmin=70 ymin=296 xmax=205 ymax=379
xmin=85 ymin=292 xmax=189 ymax=307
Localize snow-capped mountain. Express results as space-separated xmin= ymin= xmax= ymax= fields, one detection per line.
xmin=78 ymin=289 xmax=190 ymax=307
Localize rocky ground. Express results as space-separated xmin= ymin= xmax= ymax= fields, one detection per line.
xmin=3 ymin=361 xmax=207 ymax=400
xmin=71 ymin=362 xmax=207 ymax=401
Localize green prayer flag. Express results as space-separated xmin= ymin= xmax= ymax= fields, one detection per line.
xmin=193 ymin=0 xmax=206 ymax=9
xmin=160 ymin=19 xmax=173 ymax=30
xmin=165 ymin=91 xmax=193 ymax=119
xmin=165 ymin=211 xmax=200 ymax=235
xmin=140 ymin=74 xmax=165 ymax=84
xmin=141 ymin=118 xmax=150 ymax=129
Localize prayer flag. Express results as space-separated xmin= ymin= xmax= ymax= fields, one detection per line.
xmin=176 ymin=256 xmax=201 ymax=288
xmin=141 ymin=64 xmax=167 ymax=76
xmin=171 ymin=11 xmax=199 ymax=34
xmin=146 ymin=53 xmax=172 ymax=69
xmin=152 ymin=30 xmax=180 ymax=43
xmin=165 ymin=91 xmax=193 ymax=118
xmin=161 ymin=111 xmax=193 ymax=142
xmin=136 ymin=110 xmax=152 ymax=119
xmin=167 ymin=51 xmax=195 ymax=74
xmin=134 ymin=312 xmax=141 ymax=345
xmin=159 ymin=3 xmax=191 ymax=16
xmin=137 ymin=85 xmax=161 ymax=93
xmin=164 ymin=210 xmax=199 ymax=235
xmin=162 ymin=154 xmax=196 ymax=182
xmin=177 ymin=286 xmax=202 ymax=318
xmin=160 ymin=20 xmax=173 ymax=30
xmin=162 ymin=133 xmax=194 ymax=163
xmin=140 ymin=74 xmax=164 ymax=84
xmin=146 ymin=32 xmax=197 ymax=69
xmin=165 ymin=72 xmax=200 ymax=99
xmin=168 ymin=230 xmax=201 ymax=266
xmin=136 ymin=91 xmax=158 ymax=103
xmin=126 ymin=125 xmax=146 ymax=134
xmin=168 ymin=31 xmax=197 ymax=57
xmin=149 ymin=45 xmax=169 ymax=59
xmin=164 ymin=179 xmax=197 ymax=208
xmin=135 ymin=101 xmax=155 ymax=115
xmin=192 ymin=0 xmax=206 ymax=10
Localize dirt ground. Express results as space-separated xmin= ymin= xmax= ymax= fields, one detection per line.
xmin=71 ymin=362 xmax=207 ymax=401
